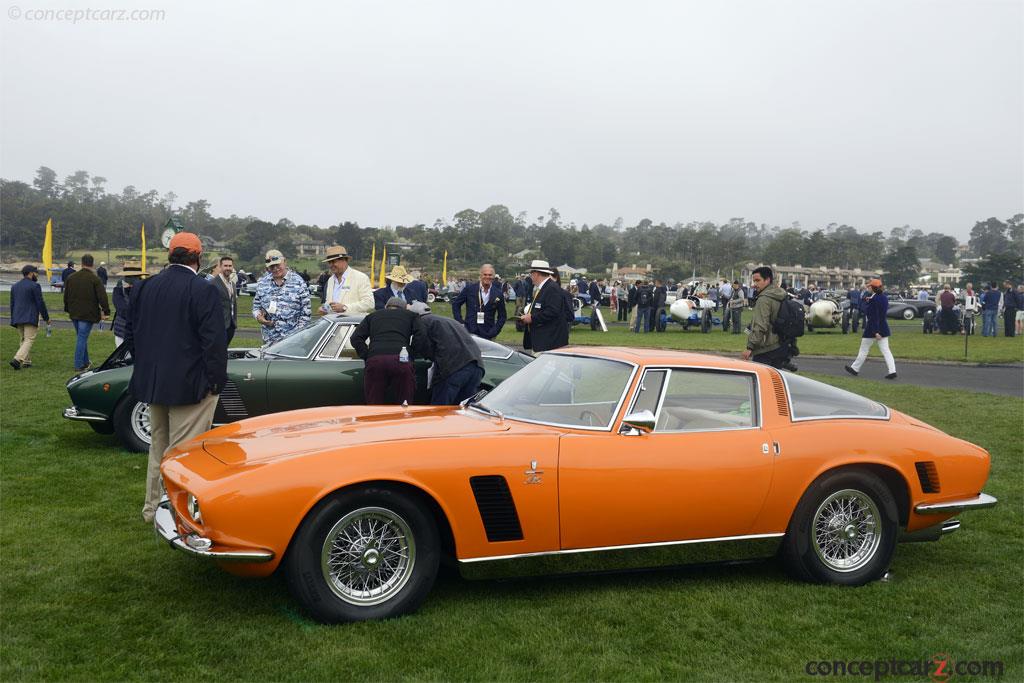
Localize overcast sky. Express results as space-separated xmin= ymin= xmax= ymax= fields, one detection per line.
xmin=2 ymin=0 xmax=1021 ymax=239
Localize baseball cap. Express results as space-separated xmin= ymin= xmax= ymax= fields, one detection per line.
xmin=21 ymin=264 xmax=39 ymax=276
xmin=868 ymin=278 xmax=883 ymax=288
xmin=265 ymin=249 xmax=285 ymax=266
xmin=169 ymin=231 xmax=203 ymax=255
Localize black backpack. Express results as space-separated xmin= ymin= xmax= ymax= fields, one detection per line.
xmin=773 ymin=297 xmax=805 ymax=340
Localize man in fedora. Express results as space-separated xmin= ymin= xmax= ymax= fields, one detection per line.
xmin=452 ymin=263 xmax=507 ymax=340
xmin=111 ymin=260 xmax=148 ymax=348
xmin=319 ymin=245 xmax=374 ymax=317
xmin=373 ymin=265 xmax=415 ymax=310
xmin=520 ymin=259 xmax=569 ymax=352
xmin=253 ymin=249 xmax=310 ymax=344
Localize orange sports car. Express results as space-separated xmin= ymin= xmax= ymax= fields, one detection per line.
xmin=156 ymin=348 xmax=997 ymax=623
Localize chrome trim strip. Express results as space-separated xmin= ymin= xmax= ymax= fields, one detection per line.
xmin=941 ymin=519 xmax=961 ymax=534
xmin=62 ymin=407 xmax=108 ymax=422
xmin=777 ymin=370 xmax=890 ymax=422
xmin=154 ymin=497 xmax=274 ymax=563
xmin=914 ymin=492 xmax=998 ymax=514
xmin=459 ymin=532 xmax=785 ymax=563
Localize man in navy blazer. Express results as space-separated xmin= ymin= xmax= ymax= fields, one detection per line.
xmin=372 ymin=265 xmax=416 ymax=310
xmin=452 ymin=264 xmax=507 ymax=340
xmin=125 ymin=232 xmax=227 ymax=524
xmin=9 ymin=265 xmax=50 ymax=369
xmin=404 ymin=276 xmax=428 ymax=304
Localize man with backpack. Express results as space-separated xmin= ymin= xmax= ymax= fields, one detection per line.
xmin=633 ymin=280 xmax=655 ymax=333
xmin=741 ymin=266 xmax=799 ymax=370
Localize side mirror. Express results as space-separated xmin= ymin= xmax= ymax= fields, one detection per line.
xmin=619 ymin=410 xmax=656 ymax=435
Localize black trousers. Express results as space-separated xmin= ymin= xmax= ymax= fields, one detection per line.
xmin=752 ymin=345 xmax=790 ymax=369
xmin=1005 ymin=312 xmax=1018 ymax=337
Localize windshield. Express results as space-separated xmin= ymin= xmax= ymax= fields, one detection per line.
xmin=783 ymin=372 xmax=888 ymax=420
xmin=264 ymin=318 xmax=332 ymax=358
xmin=472 ymin=336 xmax=512 ymax=359
xmin=477 ymin=353 xmax=634 ymax=429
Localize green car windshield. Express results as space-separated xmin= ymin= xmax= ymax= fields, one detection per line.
xmin=264 ymin=318 xmax=333 ymax=358
xmin=476 ymin=353 xmax=634 ymax=430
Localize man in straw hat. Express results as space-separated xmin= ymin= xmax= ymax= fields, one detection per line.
xmin=319 ymin=245 xmax=374 ymax=317
xmin=373 ymin=264 xmax=415 ymax=310
xmin=112 ymin=260 xmax=148 ymax=348
xmin=124 ymin=232 xmax=227 ymax=524
xmin=520 ymin=259 xmax=569 ymax=352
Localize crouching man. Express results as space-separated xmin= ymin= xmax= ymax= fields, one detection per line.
xmin=409 ymin=301 xmax=485 ymax=405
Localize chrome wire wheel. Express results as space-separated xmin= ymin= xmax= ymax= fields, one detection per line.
xmin=811 ymin=488 xmax=882 ymax=573
xmin=321 ymin=506 xmax=416 ymax=606
xmin=132 ymin=402 xmax=152 ymax=445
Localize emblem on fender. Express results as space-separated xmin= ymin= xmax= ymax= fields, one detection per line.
xmin=524 ymin=460 xmax=543 ymax=485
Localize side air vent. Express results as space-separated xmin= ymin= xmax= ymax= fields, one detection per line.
xmin=469 ymin=476 xmax=524 ymax=542
xmin=213 ymin=380 xmax=248 ymax=423
xmin=770 ymin=372 xmax=790 ymax=417
xmin=915 ymin=461 xmax=940 ymax=494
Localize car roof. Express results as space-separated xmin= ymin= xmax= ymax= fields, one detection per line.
xmin=549 ymin=346 xmax=759 ymax=372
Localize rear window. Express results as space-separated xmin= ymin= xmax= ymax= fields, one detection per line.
xmin=783 ymin=373 xmax=888 ymax=420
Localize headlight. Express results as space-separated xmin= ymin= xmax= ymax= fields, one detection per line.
xmin=186 ymin=494 xmax=203 ymax=524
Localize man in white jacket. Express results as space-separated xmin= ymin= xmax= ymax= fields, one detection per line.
xmin=318 ymin=245 xmax=374 ymax=316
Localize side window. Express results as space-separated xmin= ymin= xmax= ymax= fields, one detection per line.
xmin=318 ymin=325 xmax=351 ymax=359
xmin=655 ymin=370 xmax=757 ymax=432
xmin=628 ymin=369 xmax=667 ymax=416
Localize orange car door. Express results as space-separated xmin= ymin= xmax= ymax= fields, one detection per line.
xmin=558 ymin=367 xmax=775 ymax=550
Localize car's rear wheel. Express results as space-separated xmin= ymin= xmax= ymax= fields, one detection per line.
xmin=781 ymin=469 xmax=897 ymax=585
xmin=426 ymin=292 xmax=436 ymax=303
xmin=113 ymin=397 xmax=151 ymax=453
xmin=285 ymin=487 xmax=440 ymax=623
xmin=901 ymin=308 xmax=915 ymax=320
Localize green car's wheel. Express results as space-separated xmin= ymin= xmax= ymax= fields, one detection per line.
xmin=285 ymin=486 xmax=440 ymax=623
xmin=113 ymin=396 xmax=151 ymax=453
xmin=781 ymin=469 xmax=897 ymax=586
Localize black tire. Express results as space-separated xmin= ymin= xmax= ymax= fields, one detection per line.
xmin=781 ymin=469 xmax=897 ymax=586
xmin=113 ymin=396 xmax=150 ymax=453
xmin=284 ymin=487 xmax=440 ymax=623
xmin=700 ymin=310 xmax=711 ymax=333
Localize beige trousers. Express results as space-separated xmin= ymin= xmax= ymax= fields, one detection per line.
xmin=142 ymin=393 xmax=219 ymax=522
xmin=14 ymin=324 xmax=38 ymax=363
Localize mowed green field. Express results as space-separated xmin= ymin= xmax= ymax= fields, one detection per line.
xmin=34 ymin=291 xmax=1024 ymax=364
xmin=1 ymin=327 xmax=1021 ymax=681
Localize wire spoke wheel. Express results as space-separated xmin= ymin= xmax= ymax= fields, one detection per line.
xmin=811 ymin=488 xmax=882 ymax=572
xmin=321 ymin=506 xmax=416 ymax=606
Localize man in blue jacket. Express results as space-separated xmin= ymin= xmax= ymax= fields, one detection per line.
xmin=125 ymin=232 xmax=227 ymax=524
xmin=980 ymin=282 xmax=1000 ymax=337
xmin=9 ymin=265 xmax=50 ymax=369
xmin=452 ymin=263 xmax=507 ymax=340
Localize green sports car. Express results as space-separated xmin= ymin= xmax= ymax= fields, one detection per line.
xmin=63 ymin=314 xmax=533 ymax=452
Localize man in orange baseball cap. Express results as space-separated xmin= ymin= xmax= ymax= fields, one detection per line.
xmin=124 ymin=230 xmax=227 ymax=524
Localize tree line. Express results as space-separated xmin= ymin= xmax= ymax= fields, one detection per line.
xmin=1 ymin=166 xmax=1021 ymax=286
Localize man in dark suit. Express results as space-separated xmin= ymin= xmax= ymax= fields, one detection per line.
xmin=8 ymin=265 xmax=49 ymax=369
xmin=209 ymin=255 xmax=238 ymax=344
xmin=373 ymin=265 xmax=415 ymax=310
xmin=452 ymin=263 xmax=507 ymax=340
xmin=404 ymin=276 xmax=428 ymax=304
xmin=588 ymin=278 xmax=604 ymax=331
xmin=125 ymin=232 xmax=227 ymax=524
xmin=521 ymin=260 xmax=569 ymax=352
xmin=61 ymin=261 xmax=76 ymax=283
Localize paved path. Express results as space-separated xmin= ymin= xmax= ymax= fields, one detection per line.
xmin=5 ymin=316 xmax=1021 ymax=397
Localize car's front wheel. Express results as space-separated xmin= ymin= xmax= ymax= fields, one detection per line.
xmin=285 ymin=487 xmax=440 ymax=623
xmin=781 ymin=469 xmax=897 ymax=586
xmin=113 ymin=397 xmax=151 ymax=452
xmin=901 ymin=308 xmax=915 ymax=320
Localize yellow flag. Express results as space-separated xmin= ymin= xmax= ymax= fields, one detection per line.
xmin=378 ymin=246 xmax=387 ymax=288
xmin=370 ymin=243 xmax=376 ymax=284
xmin=42 ymin=218 xmax=53 ymax=283
xmin=442 ymin=250 xmax=447 ymax=284
xmin=140 ymin=223 xmax=147 ymax=272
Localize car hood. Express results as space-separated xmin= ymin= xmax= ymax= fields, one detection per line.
xmin=198 ymin=405 xmax=514 ymax=466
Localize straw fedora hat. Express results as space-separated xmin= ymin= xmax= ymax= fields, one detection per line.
xmin=528 ymin=259 xmax=556 ymax=275
xmin=385 ymin=265 xmax=414 ymax=284
xmin=121 ymin=260 xmax=149 ymax=277
xmin=322 ymin=245 xmax=352 ymax=262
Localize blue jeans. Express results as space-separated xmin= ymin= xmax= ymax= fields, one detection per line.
xmin=431 ymin=363 xmax=485 ymax=405
xmin=72 ymin=319 xmax=94 ymax=368
xmin=982 ymin=309 xmax=997 ymax=337
xmin=634 ymin=308 xmax=650 ymax=332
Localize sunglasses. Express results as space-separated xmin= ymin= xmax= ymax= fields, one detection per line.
xmin=265 ymin=259 xmax=284 ymax=266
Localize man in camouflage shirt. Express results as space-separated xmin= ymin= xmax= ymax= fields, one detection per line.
xmin=253 ymin=249 xmax=311 ymax=344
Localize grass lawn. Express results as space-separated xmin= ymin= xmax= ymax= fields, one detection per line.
xmin=34 ymin=292 xmax=1024 ymax=364
xmin=1 ymin=328 xmax=1021 ymax=681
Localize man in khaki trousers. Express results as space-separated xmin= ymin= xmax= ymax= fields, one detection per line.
xmin=124 ymin=232 xmax=227 ymax=523
xmin=9 ymin=265 xmax=50 ymax=370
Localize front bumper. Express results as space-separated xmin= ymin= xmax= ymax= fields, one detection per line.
xmin=62 ymin=406 xmax=108 ymax=422
xmin=914 ymin=492 xmax=998 ymax=515
xmin=154 ymin=496 xmax=274 ymax=563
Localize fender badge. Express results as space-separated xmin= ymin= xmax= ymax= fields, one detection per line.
xmin=524 ymin=460 xmax=544 ymax=485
